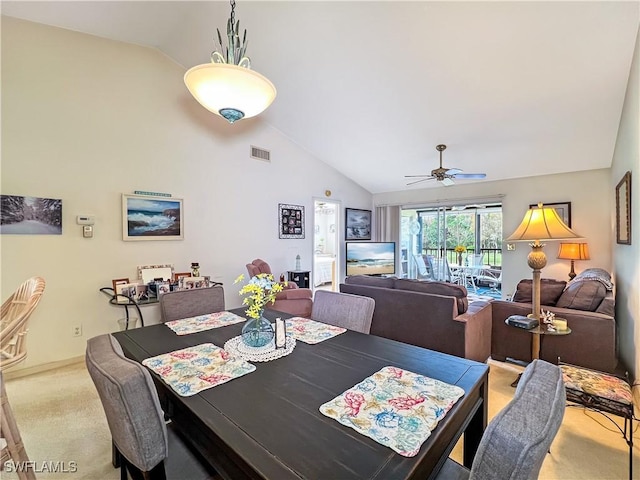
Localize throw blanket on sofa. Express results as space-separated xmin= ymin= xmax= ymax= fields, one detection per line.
xmin=570 ymin=268 xmax=613 ymax=291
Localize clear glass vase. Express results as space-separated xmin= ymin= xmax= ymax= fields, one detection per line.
xmin=241 ymin=315 xmax=274 ymax=348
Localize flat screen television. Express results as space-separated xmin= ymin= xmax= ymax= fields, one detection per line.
xmin=346 ymin=242 xmax=396 ymax=277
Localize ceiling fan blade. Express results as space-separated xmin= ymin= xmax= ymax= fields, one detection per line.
xmin=406 ymin=177 xmax=434 ymax=186
xmin=445 ymin=168 xmax=462 ymax=175
xmin=452 ymin=173 xmax=487 ymax=179
xmin=440 ymin=177 xmax=455 ymax=186
xmin=404 ymin=174 xmax=432 ymax=178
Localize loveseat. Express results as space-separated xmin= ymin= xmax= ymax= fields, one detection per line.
xmin=340 ymin=275 xmax=492 ymax=363
xmin=491 ymin=269 xmax=617 ymax=373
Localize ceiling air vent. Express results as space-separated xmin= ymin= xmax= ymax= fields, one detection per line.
xmin=250 ymin=146 xmax=271 ymax=162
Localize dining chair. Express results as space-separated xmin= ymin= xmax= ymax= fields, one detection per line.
xmin=1 ymin=372 xmax=36 ymax=480
xmin=1 ymin=277 xmax=46 ymax=371
xmin=159 ymin=285 xmax=225 ymax=322
xmin=311 ymin=290 xmax=375 ymax=334
xmin=86 ymin=334 xmax=217 ymax=480
xmin=436 ymin=359 xmax=566 ymax=480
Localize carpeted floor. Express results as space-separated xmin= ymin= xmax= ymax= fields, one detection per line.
xmin=2 ymin=359 xmax=637 ymax=479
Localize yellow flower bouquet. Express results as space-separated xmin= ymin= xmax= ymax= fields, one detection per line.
xmin=454 ymin=245 xmax=467 ymax=253
xmin=234 ymin=273 xmax=284 ymax=319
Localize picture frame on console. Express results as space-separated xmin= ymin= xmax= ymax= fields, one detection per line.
xmin=616 ymin=171 xmax=631 ymax=245
xmin=529 ymin=201 xmax=571 ymax=227
xmin=345 ymin=208 xmax=372 ymax=240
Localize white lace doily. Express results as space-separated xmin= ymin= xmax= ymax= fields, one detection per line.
xmin=223 ymin=335 xmax=296 ymax=362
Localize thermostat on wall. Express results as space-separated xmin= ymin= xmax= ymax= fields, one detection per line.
xmin=76 ymin=215 xmax=95 ymax=225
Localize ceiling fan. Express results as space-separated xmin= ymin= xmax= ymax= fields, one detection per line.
xmin=405 ymin=144 xmax=487 ymax=186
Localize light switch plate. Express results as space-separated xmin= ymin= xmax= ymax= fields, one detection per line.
xmin=507 ymin=243 xmax=515 ymax=251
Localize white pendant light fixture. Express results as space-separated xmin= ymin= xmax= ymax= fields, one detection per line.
xmin=184 ymin=0 xmax=276 ymax=124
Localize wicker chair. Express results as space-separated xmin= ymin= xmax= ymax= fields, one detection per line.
xmin=1 ymin=372 xmax=36 ymax=479
xmin=0 ymin=277 xmax=46 ymax=371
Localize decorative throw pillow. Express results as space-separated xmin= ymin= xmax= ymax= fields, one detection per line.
xmin=512 ymin=279 xmax=567 ymax=306
xmin=556 ymin=280 xmax=606 ymax=312
xmin=395 ymin=278 xmax=468 ymax=314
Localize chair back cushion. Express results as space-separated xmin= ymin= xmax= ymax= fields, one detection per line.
xmin=160 ymin=286 xmax=225 ymax=322
xmin=246 ymin=259 xmax=272 ymax=277
xmin=86 ymin=334 xmax=167 ymax=471
xmin=311 ymin=290 xmax=375 ymax=334
xmin=469 ymin=359 xmax=565 ymax=480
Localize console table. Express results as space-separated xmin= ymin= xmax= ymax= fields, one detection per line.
xmin=100 ymin=287 xmax=151 ymax=328
xmin=287 ymin=270 xmax=310 ymax=288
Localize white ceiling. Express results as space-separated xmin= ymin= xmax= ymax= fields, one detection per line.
xmin=2 ymin=1 xmax=639 ymax=194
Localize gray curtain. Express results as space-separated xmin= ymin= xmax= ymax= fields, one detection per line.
xmin=375 ymin=206 xmax=401 ymax=273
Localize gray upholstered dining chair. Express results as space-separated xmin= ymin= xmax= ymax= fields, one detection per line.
xmin=85 ymin=334 xmax=216 ymax=480
xmin=159 ymin=285 xmax=225 ymax=322
xmin=436 ymin=359 xmax=566 ymax=480
xmin=311 ymin=290 xmax=375 ymax=334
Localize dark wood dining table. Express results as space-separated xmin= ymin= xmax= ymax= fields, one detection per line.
xmin=112 ymin=308 xmax=489 ymax=480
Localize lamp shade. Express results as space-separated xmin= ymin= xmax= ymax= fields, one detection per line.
xmin=184 ymin=63 xmax=277 ymax=123
xmin=557 ymin=242 xmax=590 ymax=261
xmin=506 ymin=205 xmax=580 ymax=242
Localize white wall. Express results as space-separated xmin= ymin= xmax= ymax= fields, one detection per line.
xmin=0 ymin=17 xmax=372 ymax=371
xmin=611 ymin=26 xmax=639 ymax=379
xmin=374 ymin=169 xmax=612 ymax=298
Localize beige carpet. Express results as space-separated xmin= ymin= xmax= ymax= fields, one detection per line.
xmin=2 ymin=359 xmax=638 ymax=479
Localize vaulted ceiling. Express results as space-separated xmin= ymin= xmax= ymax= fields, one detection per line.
xmin=3 ymin=1 xmax=638 ymax=193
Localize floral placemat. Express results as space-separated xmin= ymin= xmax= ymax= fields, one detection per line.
xmin=165 ymin=311 xmax=245 ymax=335
xmin=142 ymin=343 xmax=255 ymax=396
xmin=319 ymin=366 xmax=465 ymax=457
xmin=285 ymin=317 xmax=346 ymax=344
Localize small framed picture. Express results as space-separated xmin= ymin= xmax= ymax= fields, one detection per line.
xmin=183 ymin=277 xmax=205 ymax=290
xmin=115 ymin=282 xmax=138 ymax=304
xmin=112 ymin=278 xmax=130 ymax=294
xmin=135 ymin=285 xmax=150 ymax=302
xmin=174 ymin=272 xmax=191 ymax=282
xmin=156 ymin=281 xmax=170 ymax=296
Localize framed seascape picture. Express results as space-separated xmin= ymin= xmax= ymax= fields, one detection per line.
xmin=279 ymin=204 xmax=305 ymax=239
xmin=615 ymin=171 xmax=631 ymax=245
xmin=530 ymin=201 xmax=571 ymax=228
xmin=122 ymin=194 xmax=183 ymax=241
xmin=0 ymin=195 xmax=62 ymax=235
xmin=345 ymin=208 xmax=372 ymax=240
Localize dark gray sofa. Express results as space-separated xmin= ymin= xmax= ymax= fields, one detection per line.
xmin=340 ymin=275 xmax=492 ymax=363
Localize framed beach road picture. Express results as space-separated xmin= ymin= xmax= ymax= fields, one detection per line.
xmin=122 ymin=194 xmax=183 ymax=241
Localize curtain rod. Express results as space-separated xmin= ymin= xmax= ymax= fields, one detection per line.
xmin=374 ymin=194 xmax=505 ymax=208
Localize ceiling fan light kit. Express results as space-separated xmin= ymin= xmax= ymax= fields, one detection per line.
xmin=405 ymin=144 xmax=487 ymax=187
xmin=184 ymin=0 xmax=277 ymax=123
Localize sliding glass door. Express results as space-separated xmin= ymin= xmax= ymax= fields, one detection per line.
xmin=401 ymin=203 xmax=502 ymax=284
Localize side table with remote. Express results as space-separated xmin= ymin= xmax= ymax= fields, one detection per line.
xmin=505 ymin=317 xmax=571 ymax=386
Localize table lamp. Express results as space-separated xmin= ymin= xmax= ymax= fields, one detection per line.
xmin=506 ymin=203 xmax=581 ymax=320
xmin=557 ymin=242 xmax=590 ymax=280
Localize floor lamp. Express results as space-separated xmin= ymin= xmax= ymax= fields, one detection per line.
xmin=506 ymin=204 xmax=581 ymax=321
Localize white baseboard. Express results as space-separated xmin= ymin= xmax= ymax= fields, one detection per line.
xmin=3 ymin=355 xmax=85 ymax=380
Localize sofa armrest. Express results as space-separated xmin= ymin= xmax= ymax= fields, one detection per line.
xmin=455 ymin=301 xmax=492 ymax=363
